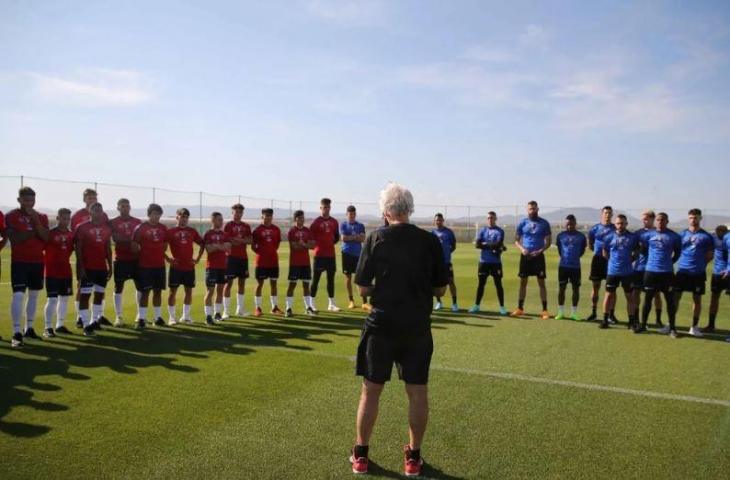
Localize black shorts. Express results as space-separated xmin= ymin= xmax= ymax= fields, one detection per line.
xmin=169 ymin=268 xmax=196 ymax=289
xmin=589 ymin=255 xmax=608 ymax=281
xmin=675 ymin=271 xmax=706 ymax=296
xmin=478 ymin=262 xmax=503 ymax=278
xmin=519 ymin=253 xmax=546 ymax=278
xmin=711 ymin=274 xmax=729 ymax=294
xmin=313 ymin=256 xmax=336 ymax=273
xmin=11 ymin=262 xmax=44 ymax=292
xmin=46 ymin=277 xmax=73 ymax=297
xmin=205 ymin=268 xmax=227 ymax=287
xmin=255 ymin=266 xmax=280 ymax=280
xmin=558 ymin=267 xmax=581 ymax=287
xmin=288 ymin=265 xmax=312 ymax=282
xmin=114 ymin=260 xmax=137 ymax=285
xmin=80 ymin=268 xmax=109 ymax=290
xmin=342 ymin=253 xmax=359 ymax=275
xmin=631 ymin=270 xmax=646 ymax=290
xmin=225 ymin=256 xmax=249 ymax=280
xmin=135 ymin=267 xmax=166 ymax=292
xmin=606 ymin=274 xmax=633 ymax=293
xmin=643 ymin=272 xmax=675 ymax=293
xmin=356 ymin=328 xmax=433 ymax=385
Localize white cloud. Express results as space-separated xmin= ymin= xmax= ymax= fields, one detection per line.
xmin=303 ymin=0 xmax=386 ymax=26
xmin=29 ymin=68 xmax=153 ymax=107
xmin=461 ymin=46 xmax=515 ymax=63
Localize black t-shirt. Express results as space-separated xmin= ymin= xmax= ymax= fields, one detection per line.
xmin=355 ymin=223 xmax=448 ymax=334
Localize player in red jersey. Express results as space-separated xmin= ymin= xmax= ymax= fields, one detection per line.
xmin=252 ymin=208 xmax=282 ymax=316
xmin=110 ymin=198 xmax=142 ymax=327
xmin=222 ymin=203 xmax=253 ymax=318
xmin=309 ymin=198 xmax=341 ymax=312
xmin=74 ymin=203 xmax=112 ymax=336
xmin=131 ymin=204 xmax=168 ymax=329
xmin=0 ymin=209 xmax=7 ymax=273
xmin=286 ymin=210 xmax=316 ymax=317
xmin=6 ymin=187 xmax=49 ymax=347
xmin=203 ymin=212 xmax=231 ymax=325
xmin=165 ymin=208 xmax=204 ymax=325
xmin=43 ymin=208 xmax=74 ymax=337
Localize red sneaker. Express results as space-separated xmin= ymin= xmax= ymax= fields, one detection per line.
xmin=254 ymin=307 xmax=263 ymax=317
xmin=404 ymin=445 xmax=423 ymax=477
xmin=349 ymin=448 xmax=368 ymax=474
xmin=271 ymin=306 xmax=283 ymax=315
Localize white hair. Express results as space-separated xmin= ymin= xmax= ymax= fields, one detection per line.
xmin=379 ymin=182 xmax=414 ymax=218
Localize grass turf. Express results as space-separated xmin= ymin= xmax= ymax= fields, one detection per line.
xmin=1 ymin=244 xmax=729 ymax=479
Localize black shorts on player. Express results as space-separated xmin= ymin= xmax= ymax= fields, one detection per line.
xmin=478 ymin=263 xmax=503 ymax=278
xmin=643 ymin=272 xmax=675 ymax=293
xmin=288 ymin=265 xmax=312 ymax=282
xmin=205 ymin=268 xmax=227 ymax=287
xmin=169 ymin=268 xmax=196 ymax=289
xmin=445 ymin=263 xmax=454 ymax=281
xmin=675 ymin=271 xmax=707 ymax=296
xmin=313 ymin=256 xmax=336 ymax=273
xmin=80 ymin=269 xmax=109 ymax=290
xmin=356 ymin=328 xmax=433 ymax=385
xmin=11 ymin=262 xmax=44 ymax=292
xmin=589 ymin=255 xmax=608 ymax=281
xmin=558 ymin=267 xmax=581 ymax=287
xmin=710 ymin=274 xmax=729 ymax=294
xmin=225 ymin=257 xmax=249 ymax=280
xmin=342 ymin=253 xmax=359 ymax=275
xmin=518 ymin=253 xmax=546 ymax=279
xmin=135 ymin=267 xmax=166 ymax=292
xmin=255 ymin=266 xmax=280 ymax=280
xmin=46 ymin=277 xmax=73 ymax=297
xmin=114 ymin=260 xmax=137 ymax=286
xmin=606 ymin=275 xmax=633 ymax=293
xmin=631 ymin=271 xmax=645 ymax=290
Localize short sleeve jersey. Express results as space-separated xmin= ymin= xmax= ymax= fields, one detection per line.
xmin=288 ymin=226 xmax=313 ymax=267
xmin=133 ymin=223 xmax=168 ymax=269
xmin=516 ymin=217 xmax=551 ymax=254
xmin=475 ymin=226 xmax=505 ymax=265
xmin=5 ymin=208 xmax=50 ymax=263
xmin=110 ymin=216 xmax=142 ymax=261
xmin=224 ymin=220 xmax=252 ymax=259
xmin=44 ymin=227 xmax=75 ymax=278
xmin=166 ymin=226 xmax=203 ymax=271
xmin=252 ymin=224 xmax=281 ymax=268
xmin=203 ymin=229 xmax=229 ymax=269
xmin=310 ymin=216 xmax=339 ymax=258
xmin=75 ymin=221 xmax=113 ymax=270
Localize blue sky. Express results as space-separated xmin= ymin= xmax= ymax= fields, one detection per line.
xmin=1 ymin=0 xmax=729 ymax=213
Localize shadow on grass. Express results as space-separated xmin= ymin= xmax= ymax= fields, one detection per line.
xmin=365 ymin=460 xmax=466 ymax=479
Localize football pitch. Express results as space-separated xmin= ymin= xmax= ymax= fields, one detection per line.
xmin=1 ymin=245 xmax=728 ymax=479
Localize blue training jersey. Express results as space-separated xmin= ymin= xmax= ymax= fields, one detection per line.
xmin=432 ymin=227 xmax=457 ymax=265
xmin=340 ymin=221 xmax=366 ymax=257
xmin=516 ymin=217 xmax=551 ymax=254
xmin=677 ymin=228 xmax=714 ymax=274
xmin=643 ymin=228 xmax=681 ymax=273
xmin=475 ymin=226 xmax=505 ymax=264
xmin=714 ymin=233 xmax=729 ymax=275
xmin=588 ymin=222 xmax=616 ymax=255
xmin=556 ymin=230 xmax=587 ymax=269
xmin=633 ymin=228 xmax=654 ymax=272
xmin=604 ymin=231 xmax=638 ymax=276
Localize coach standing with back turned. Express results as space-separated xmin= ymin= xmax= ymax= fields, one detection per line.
xmin=348 ymin=183 xmax=448 ymax=477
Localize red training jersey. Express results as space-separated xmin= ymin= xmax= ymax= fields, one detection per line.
xmin=5 ymin=208 xmax=50 ymax=263
xmin=75 ymin=221 xmax=112 ymax=270
xmin=223 ymin=220 xmax=252 ymax=259
xmin=203 ymin=229 xmax=229 ymax=269
xmin=252 ymin=224 xmax=281 ymax=268
xmin=0 ymin=210 xmax=5 ymax=233
xmin=110 ymin=215 xmax=142 ymax=261
xmin=133 ymin=222 xmax=168 ymax=269
xmin=72 ymin=208 xmax=109 ymax=230
xmin=287 ymin=226 xmax=312 ymax=267
xmin=44 ymin=227 xmax=74 ymax=278
xmin=167 ymin=226 xmax=203 ymax=271
xmin=310 ymin=216 xmax=339 ymax=258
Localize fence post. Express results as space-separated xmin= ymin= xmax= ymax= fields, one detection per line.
xmin=20 ymin=175 xmax=24 ymax=188
xmin=289 ymin=201 xmax=292 ymax=224
xmin=467 ymin=206 xmax=471 ymax=239
xmin=199 ymin=192 xmax=203 ymax=233
xmin=152 ymin=187 xmax=156 ymax=204
xmin=238 ymin=195 xmax=241 ymax=204
xmin=94 ymin=182 xmax=98 ymax=193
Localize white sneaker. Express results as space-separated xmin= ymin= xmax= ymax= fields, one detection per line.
xmin=168 ymin=318 xmax=178 ymax=326
xmin=114 ymin=317 xmax=124 ymax=327
xmin=237 ymin=309 xmax=250 ymax=316
xmin=327 ymin=304 xmax=341 ymax=312
xmin=658 ymin=325 xmax=672 ymax=335
xmin=221 ymin=312 xmax=230 ymax=320
xmin=688 ymin=326 xmax=703 ymax=337
xmin=182 ymin=317 xmax=193 ymax=324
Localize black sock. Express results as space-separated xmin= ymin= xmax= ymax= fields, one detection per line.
xmin=354 ymin=445 xmax=369 ymax=458
xmin=452 ymin=296 xmax=457 ymax=304
xmin=591 ymin=306 xmax=597 ymax=315
xmin=541 ymin=301 xmax=547 ymax=311
xmin=436 ymin=297 xmax=442 ymax=303
xmin=518 ymin=299 xmax=525 ymax=310
xmin=362 ymin=296 xmax=368 ymax=304
xmin=349 ymin=295 xmax=354 ymax=301
xmin=709 ymin=313 xmax=716 ymax=327
xmin=692 ymin=316 xmax=699 ymax=327
xmin=656 ymin=310 xmax=663 ymax=322
xmin=603 ymin=312 xmax=609 ymax=321
xmin=407 ymin=448 xmax=421 ymax=461
xmin=609 ymin=309 xmax=614 ymax=318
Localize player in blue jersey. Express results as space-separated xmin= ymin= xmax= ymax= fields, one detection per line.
xmin=675 ymin=209 xmax=715 ymax=337
xmin=432 ymin=213 xmax=458 ymax=311
xmin=469 ymin=211 xmax=507 ymax=315
xmin=511 ymin=201 xmax=552 ymax=319
xmin=631 ymin=210 xmax=664 ymax=327
xmin=340 ymin=205 xmax=369 ymax=310
xmin=587 ymin=206 xmax=616 ymax=322
xmin=707 ymin=225 xmax=729 ymax=333
xmin=601 ymin=215 xmax=639 ymax=329
xmin=637 ymin=212 xmax=682 ymax=337
xmin=555 ymin=215 xmax=587 ymax=321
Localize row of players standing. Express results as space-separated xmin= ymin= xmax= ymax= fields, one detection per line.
xmin=2 ymin=187 xmax=370 ymax=347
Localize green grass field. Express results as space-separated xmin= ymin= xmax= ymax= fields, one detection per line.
xmin=1 ymin=244 xmax=728 ymax=479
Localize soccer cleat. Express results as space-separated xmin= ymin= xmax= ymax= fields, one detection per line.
xmin=510 ymin=308 xmax=524 ymax=317
xmin=236 ymin=309 xmax=250 ymax=317
xmin=135 ymin=319 xmax=146 ymax=330
xmin=688 ymin=326 xmax=703 ymax=337
xmin=43 ymin=328 xmax=56 ymax=338
xmin=349 ymin=450 xmax=368 ymax=475
xmin=725 ymin=336 xmax=730 ymax=342
xmin=499 ymin=306 xmax=508 ymax=315
xmin=599 ymin=320 xmax=609 ymax=329
xmin=571 ymin=314 xmax=582 ymax=321
xmin=633 ymin=324 xmax=647 ymax=334
xmin=254 ymin=307 xmax=263 ymax=317
xmin=154 ymin=317 xmax=165 ymax=327
xmin=669 ymin=329 xmax=679 ymax=339
xmin=305 ymin=307 xmax=316 ymax=316
xmin=76 ymin=317 xmax=83 ymax=329
xmin=83 ymin=325 xmax=96 ymax=336
xmin=55 ymin=325 xmax=71 ymax=334
xmin=362 ymin=303 xmax=372 ymax=312
xmin=658 ymin=325 xmax=672 ymax=335
xmin=554 ymin=312 xmax=565 ymax=320
xmin=309 ymin=305 xmax=319 ymax=314
xmin=285 ymin=308 xmax=293 ymax=318
xmin=433 ymin=302 xmax=443 ymax=311
xmin=205 ymin=315 xmax=215 ymax=326
xmin=24 ymin=327 xmax=40 ymax=339
xmin=702 ymin=325 xmax=715 ymax=333
xmin=91 ymin=321 xmax=102 ymax=331
xmin=328 ymin=304 xmax=341 ymax=312
xmin=98 ymin=316 xmax=112 ymax=326
xmin=214 ymin=312 xmax=222 ymax=321
xmin=655 ymin=320 xmax=664 ymax=328
xmin=221 ymin=312 xmax=230 ymax=320
xmin=271 ymin=306 xmax=283 ymax=315
xmin=451 ymin=303 xmax=459 ymax=312
xmin=114 ymin=317 xmax=124 ymax=327
xmin=586 ymin=313 xmax=597 ymax=322
xmin=182 ymin=317 xmax=194 ymax=324
xmin=168 ymin=318 xmax=178 ymax=326
xmin=348 ymin=300 xmax=356 ymax=309
xmin=468 ymin=305 xmax=480 ymax=314
xmin=403 ymin=445 xmax=424 ymax=477
xmin=608 ymin=316 xmax=618 ymax=325
xmin=11 ymin=332 xmax=24 ymax=347
xmin=540 ymin=310 xmax=550 ymax=320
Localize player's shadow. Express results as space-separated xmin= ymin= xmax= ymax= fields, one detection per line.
xmin=430 ymin=314 xmax=493 ymax=328
xmin=365 ymin=460 xmax=466 ymax=479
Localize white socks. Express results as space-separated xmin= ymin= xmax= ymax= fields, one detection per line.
xmin=11 ymin=292 xmax=23 ymax=333
xmin=26 ymin=290 xmax=40 ymax=329
xmin=45 ymin=297 xmax=59 ymax=329
xmin=328 ymin=297 xmax=336 ymax=307
xmin=168 ymin=305 xmax=176 ymax=320
xmin=138 ymin=306 xmax=147 ymax=321
xmin=114 ymin=293 xmax=123 ymax=317
xmin=80 ymin=309 xmax=91 ymax=327
xmin=204 ymin=305 xmax=212 ymax=316
xmin=153 ymin=306 xmax=161 ymax=319
xmin=214 ymin=303 xmax=222 ymax=314
xmin=57 ymin=296 xmax=69 ymax=328
xmin=558 ymin=305 xmax=564 ymax=315
xmin=182 ymin=303 xmax=191 ymax=319
xmin=571 ymin=306 xmax=577 ymax=315
xmin=237 ymin=294 xmax=244 ymax=310
xmin=270 ymin=296 xmax=278 ymax=309
xmin=286 ymin=297 xmax=293 ymax=309
xmin=92 ymin=303 xmax=102 ymax=323
xmin=255 ymin=296 xmax=262 ymax=308
xmin=223 ymin=296 xmax=231 ymax=313
xmin=304 ymin=296 xmax=313 ymax=308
